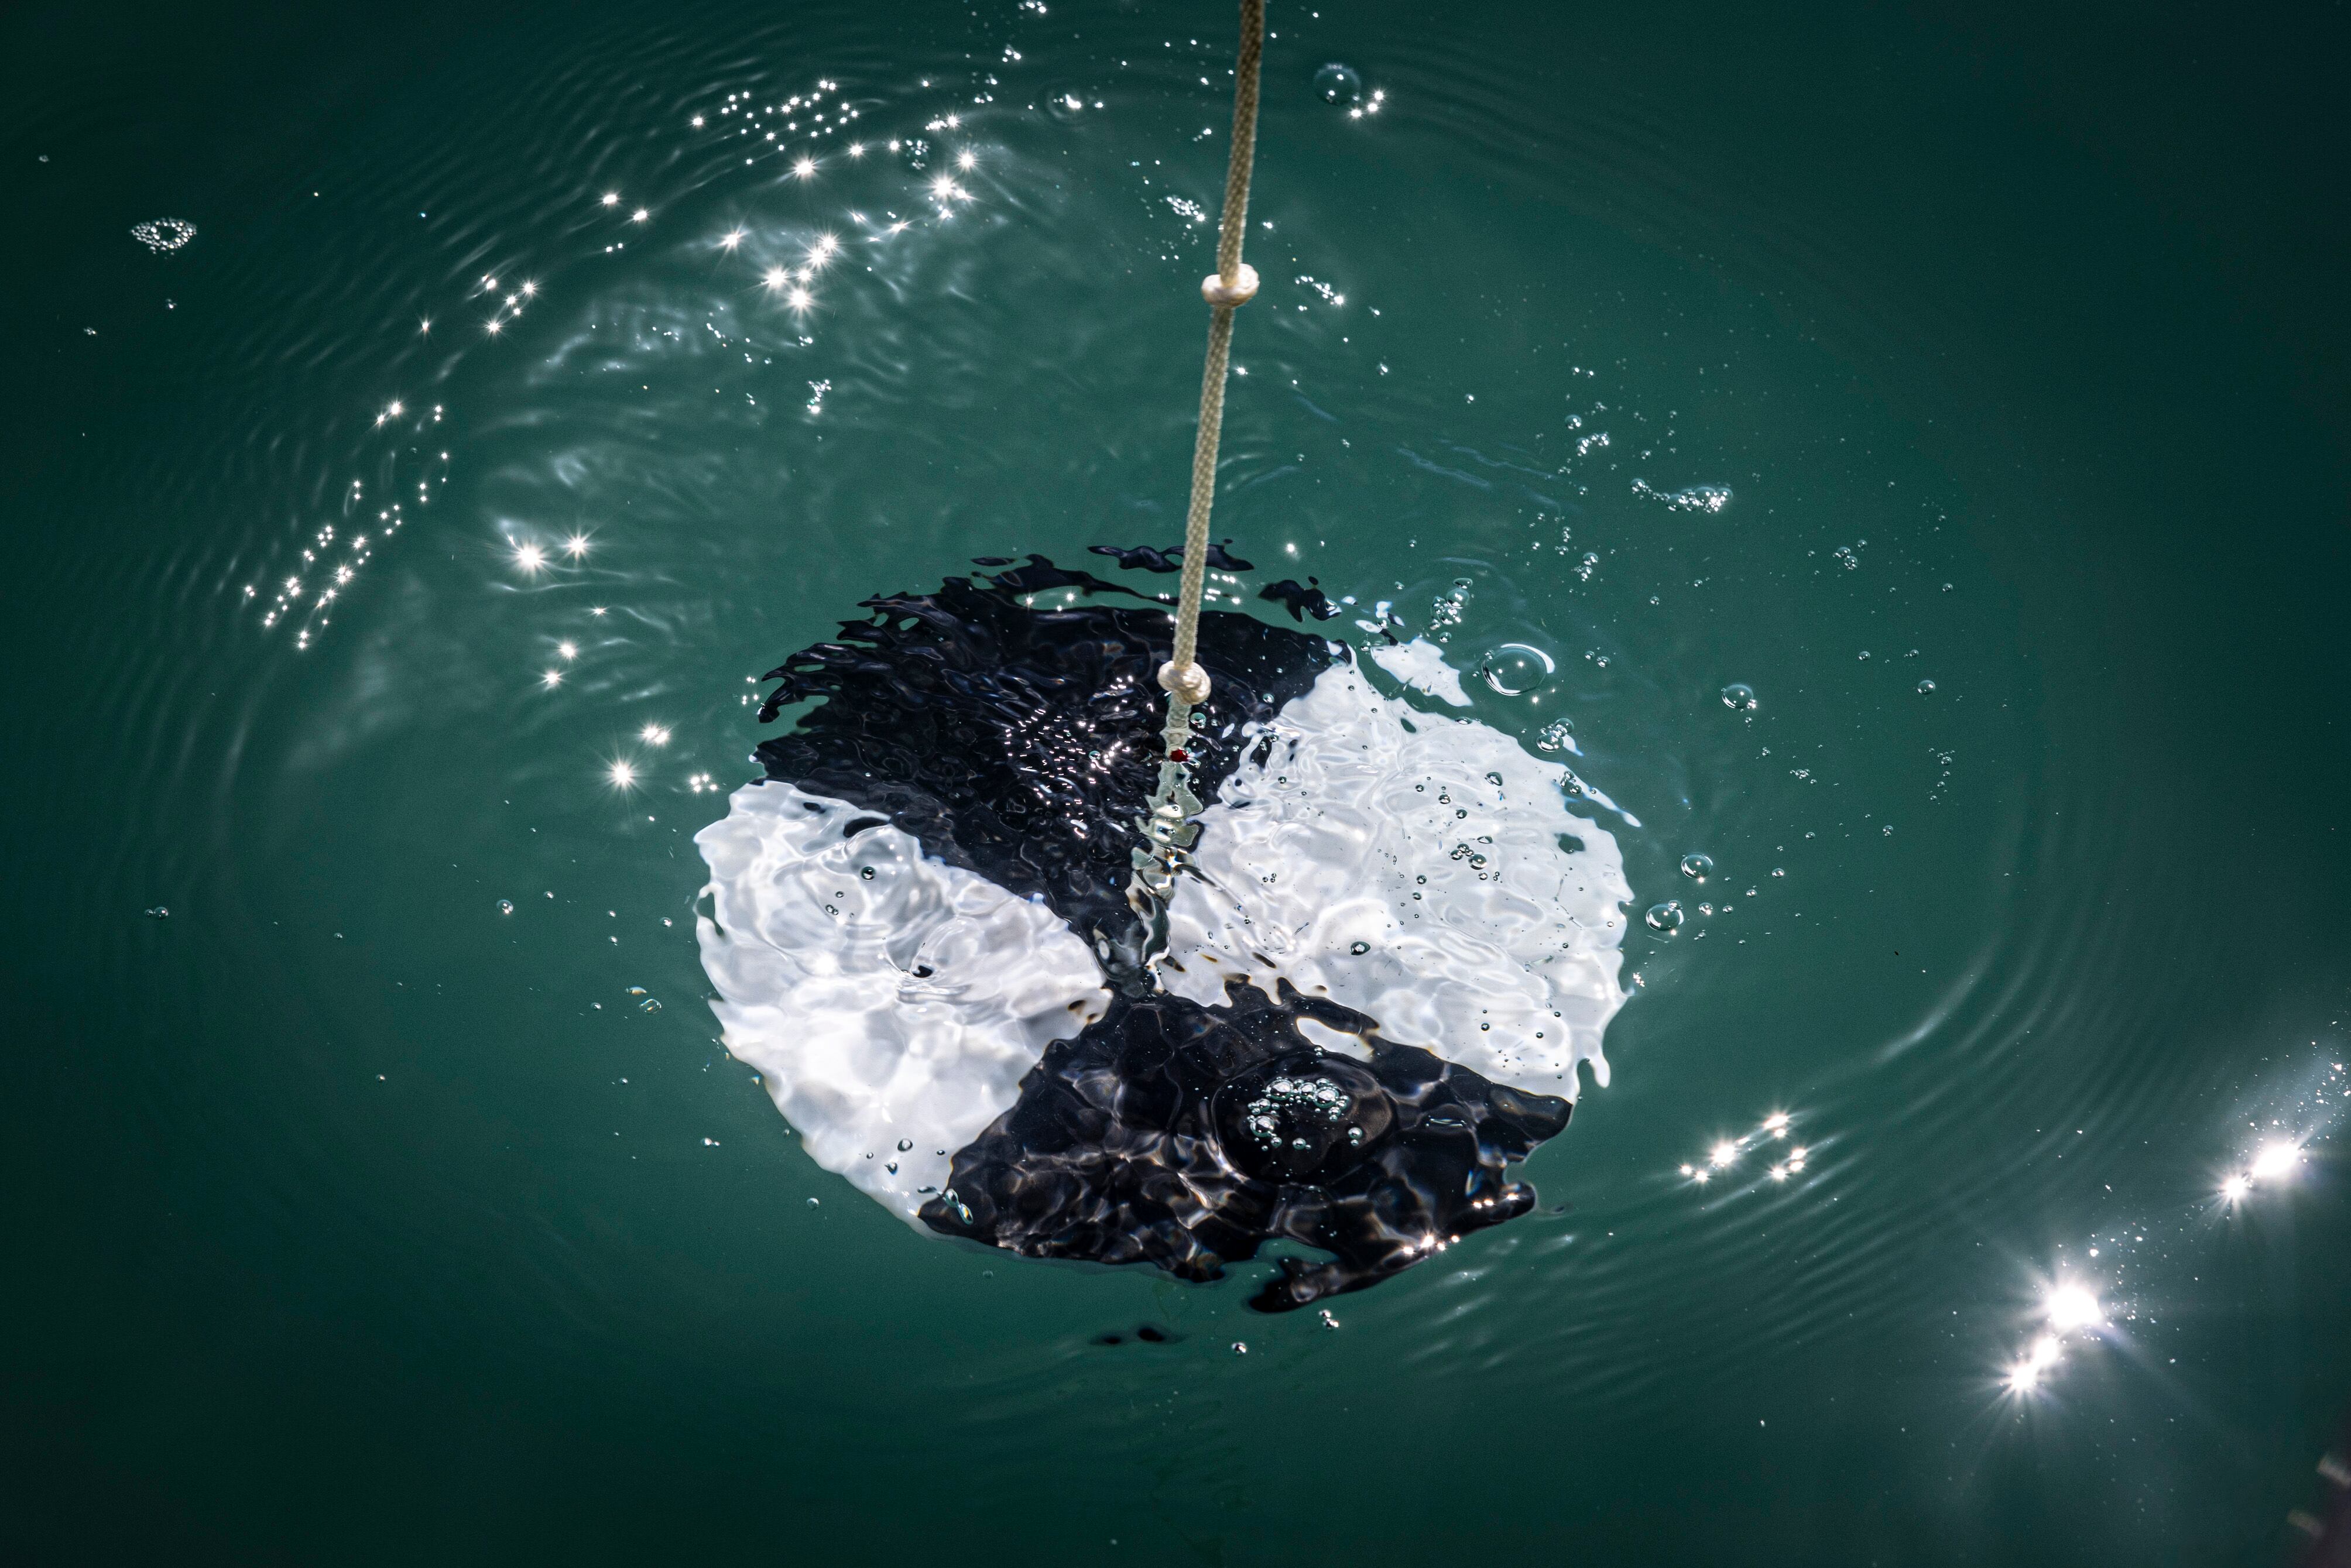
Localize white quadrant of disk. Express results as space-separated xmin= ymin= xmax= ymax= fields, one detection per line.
xmin=695 ymin=783 xmax=1109 ymax=1221
xmin=1157 ymin=664 xmax=1632 ymax=1097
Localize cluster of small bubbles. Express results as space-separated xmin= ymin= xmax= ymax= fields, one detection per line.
xmin=130 ymin=218 xmax=197 ymax=252
xmin=1917 ymin=678 xmax=1937 ymax=694
xmin=1314 ymin=62 xmax=1363 ymax=105
xmin=1478 ymin=643 xmax=1554 ymax=696
xmin=1243 ymin=1075 xmax=1351 ymax=1150
xmin=686 ymin=771 xmax=720 ymax=794
xmin=143 ymin=906 xmax=169 ymax=919
xmin=1427 ymin=578 xmax=1472 ymax=643
xmin=1645 ymin=901 xmax=1685 ymax=935
xmin=1832 ymin=544 xmax=1860 ymax=570
xmin=1582 ymin=649 xmax=1610 ymax=670
xmin=1721 ymin=682 xmax=1757 ymax=711
xmin=1572 ymin=552 xmax=1601 ymax=582
xmin=1534 ymin=718 xmax=1577 ymax=753
xmin=498 ymin=899 xmax=515 ymax=915
xmin=1632 ymin=479 xmax=1732 ymax=513
xmin=1680 ymin=853 xmax=1713 ymax=881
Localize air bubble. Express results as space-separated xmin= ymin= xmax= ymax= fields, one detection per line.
xmin=1478 ymin=643 xmax=1555 ymax=696
xmin=859 ymin=866 xmax=876 ymax=880
xmin=1917 ymin=678 xmax=1937 ymax=694
xmin=1644 ymin=901 xmax=1685 ymax=934
xmin=498 ymin=899 xmax=515 ymax=914
xmin=1314 ymin=63 xmax=1363 ymax=105
xmin=1534 ymin=718 xmax=1576 ymax=752
xmin=1721 ymin=682 xmax=1757 ymax=711
xmin=1349 ymin=941 xmax=1370 ymax=955
xmin=1680 ymin=853 xmax=1712 ymax=881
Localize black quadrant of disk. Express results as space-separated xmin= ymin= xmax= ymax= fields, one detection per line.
xmin=754 ymin=557 xmax=1334 ymax=952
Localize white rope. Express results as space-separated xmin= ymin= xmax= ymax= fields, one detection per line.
xmin=1156 ymin=0 xmax=1265 ymax=721
xmin=1124 ymin=0 xmax=1267 ymax=971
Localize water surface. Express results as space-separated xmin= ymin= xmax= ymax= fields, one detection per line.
xmin=5 ymin=0 xmax=2349 ymax=1561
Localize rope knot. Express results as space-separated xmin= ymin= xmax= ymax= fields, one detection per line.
xmin=1200 ymin=262 xmax=1260 ymax=308
xmin=1157 ymin=660 xmax=1213 ymax=706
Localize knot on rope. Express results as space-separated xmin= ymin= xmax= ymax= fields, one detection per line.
xmin=1157 ymin=660 xmax=1214 ymax=706
xmin=1200 ymin=263 xmax=1261 ymax=308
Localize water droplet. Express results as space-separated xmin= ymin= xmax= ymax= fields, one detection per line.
xmin=638 ymin=996 xmax=662 ymax=1014
xmin=1231 ymin=1340 xmax=1249 ymax=1355
xmin=1478 ymin=643 xmax=1555 ymax=696
xmin=897 ymin=1138 xmax=913 ymax=1151
xmin=859 ymin=866 xmax=876 ymax=880
xmin=807 ymin=1197 xmax=820 ymax=1207
xmin=1348 ymin=941 xmax=1370 ymax=955
xmin=1645 ymin=901 xmax=1685 ymax=934
xmin=1917 ymin=678 xmax=1937 ymax=694
xmin=1680 ymin=853 xmax=1712 ymax=880
xmin=1314 ymin=62 xmax=1363 ymax=105
xmin=1721 ymin=682 xmax=1757 ymax=711
xmin=498 ymin=899 xmax=515 ymax=914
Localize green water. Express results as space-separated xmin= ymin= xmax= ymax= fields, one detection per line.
xmin=7 ymin=0 xmax=2348 ymax=1560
